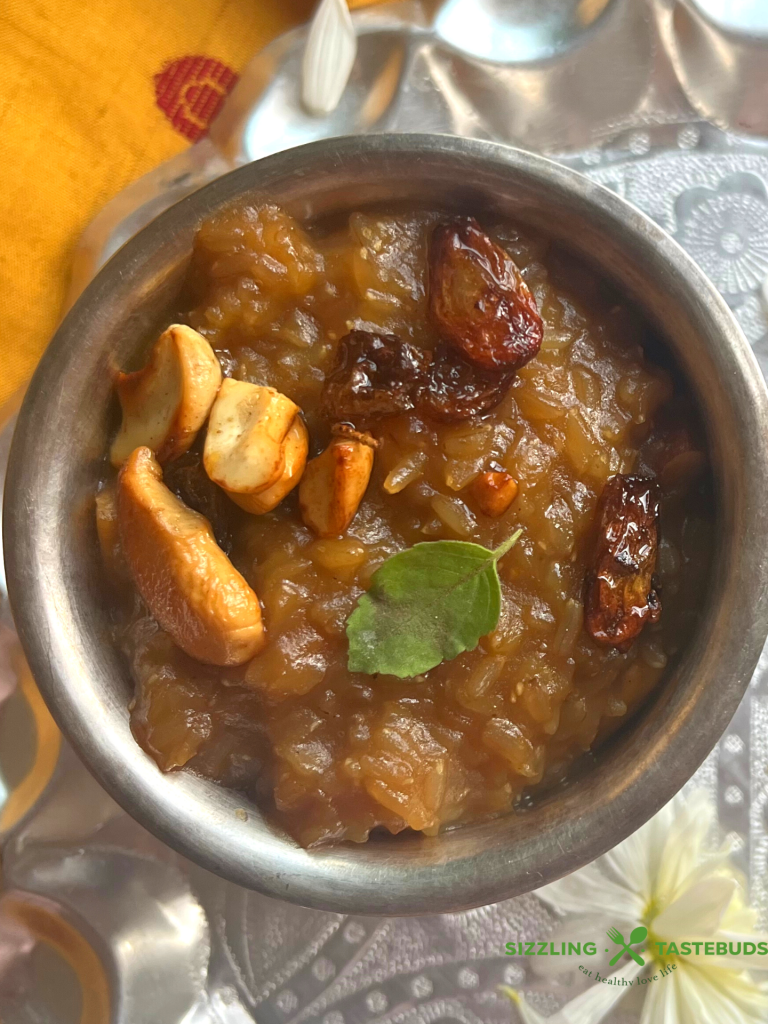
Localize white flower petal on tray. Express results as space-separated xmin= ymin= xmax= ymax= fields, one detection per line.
xmin=654 ymin=789 xmax=717 ymax=900
xmin=302 ymin=0 xmax=357 ymax=115
xmin=518 ymin=789 xmax=768 ymax=1023
xmin=653 ymin=876 xmax=736 ymax=938
xmin=659 ymin=962 xmax=768 ymax=1024
xmin=536 ymin=862 xmax=643 ymax=921
xmin=639 ymin=970 xmax=680 ymax=1024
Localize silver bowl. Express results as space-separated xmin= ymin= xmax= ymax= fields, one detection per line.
xmin=5 ymin=135 xmax=768 ymax=915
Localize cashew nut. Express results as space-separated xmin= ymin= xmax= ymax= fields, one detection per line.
xmin=471 ymin=470 xmax=518 ymax=518
xmin=110 ymin=324 xmax=222 ymax=467
xmin=95 ymin=484 xmax=129 ymax=580
xmin=118 ymin=446 xmax=265 ymax=666
xmin=203 ymin=379 xmax=300 ymax=504
xmin=228 ymin=417 xmax=309 ymax=514
xmin=299 ymin=424 xmax=377 ymax=538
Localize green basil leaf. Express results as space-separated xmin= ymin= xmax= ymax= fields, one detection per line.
xmin=346 ymin=529 xmax=522 ymax=678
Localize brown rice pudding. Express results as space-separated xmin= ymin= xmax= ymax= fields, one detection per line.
xmin=98 ymin=203 xmax=712 ymax=847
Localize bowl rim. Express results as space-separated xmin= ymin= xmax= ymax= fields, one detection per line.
xmin=6 ymin=133 xmax=768 ymax=915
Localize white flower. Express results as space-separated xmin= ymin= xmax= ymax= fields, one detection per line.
xmin=502 ymin=790 xmax=768 ymax=1023
xmin=301 ymin=0 xmax=357 ymax=116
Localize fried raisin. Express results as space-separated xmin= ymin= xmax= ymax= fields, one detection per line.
xmin=585 ymin=475 xmax=661 ymax=649
xmin=429 ymin=217 xmax=543 ymax=371
xmin=320 ymin=330 xmax=429 ymax=424
xmin=418 ymin=344 xmax=514 ymax=422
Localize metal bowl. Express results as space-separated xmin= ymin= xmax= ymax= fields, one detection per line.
xmin=5 ymin=135 xmax=768 ymax=915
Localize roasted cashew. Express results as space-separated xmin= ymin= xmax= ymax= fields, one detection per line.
xmin=299 ymin=424 xmax=377 ymax=538
xmin=118 ymin=446 xmax=265 ymax=666
xmin=110 ymin=324 xmax=222 ymax=467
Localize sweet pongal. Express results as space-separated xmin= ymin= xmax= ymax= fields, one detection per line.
xmin=97 ymin=203 xmax=712 ymax=846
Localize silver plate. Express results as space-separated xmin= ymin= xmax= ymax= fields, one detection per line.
xmin=2 ymin=1 xmax=768 ymax=1020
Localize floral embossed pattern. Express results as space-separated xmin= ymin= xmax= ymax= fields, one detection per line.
xmin=674 ymin=173 xmax=768 ymax=297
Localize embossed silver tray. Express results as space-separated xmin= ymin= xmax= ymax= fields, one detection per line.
xmin=1 ymin=1 xmax=768 ymax=1021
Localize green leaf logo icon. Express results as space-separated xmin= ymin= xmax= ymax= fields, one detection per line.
xmin=606 ymin=925 xmax=647 ymax=966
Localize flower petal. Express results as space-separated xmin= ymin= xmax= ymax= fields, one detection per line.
xmin=652 ymin=877 xmax=736 ymax=939
xmin=640 ymin=970 xmax=681 ymax=1024
xmin=602 ymin=817 xmax=663 ymax=904
xmin=671 ymin=847 xmax=740 ymax=900
xmin=536 ymin=865 xmax=642 ymax=922
xmin=673 ymin=961 xmax=768 ymax=1024
xmin=501 ymin=960 xmax=643 ymax=1024
xmin=301 ymin=0 xmax=357 ymax=115
xmin=557 ymin=960 xmax=644 ymax=1024
xmin=722 ymin=901 xmax=760 ymax=934
xmin=655 ymin=790 xmax=716 ymax=903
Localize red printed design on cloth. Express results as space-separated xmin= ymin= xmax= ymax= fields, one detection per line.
xmin=154 ymin=56 xmax=239 ymax=142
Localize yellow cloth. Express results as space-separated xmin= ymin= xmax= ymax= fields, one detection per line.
xmin=0 ymin=0 xmax=320 ymax=408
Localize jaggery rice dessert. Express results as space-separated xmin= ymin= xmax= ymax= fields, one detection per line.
xmin=97 ymin=203 xmax=712 ymax=847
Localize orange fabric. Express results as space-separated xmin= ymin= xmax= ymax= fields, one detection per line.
xmin=0 ymin=0 xmax=318 ymax=407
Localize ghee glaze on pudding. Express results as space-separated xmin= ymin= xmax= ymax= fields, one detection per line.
xmin=97 ymin=203 xmax=713 ymax=847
